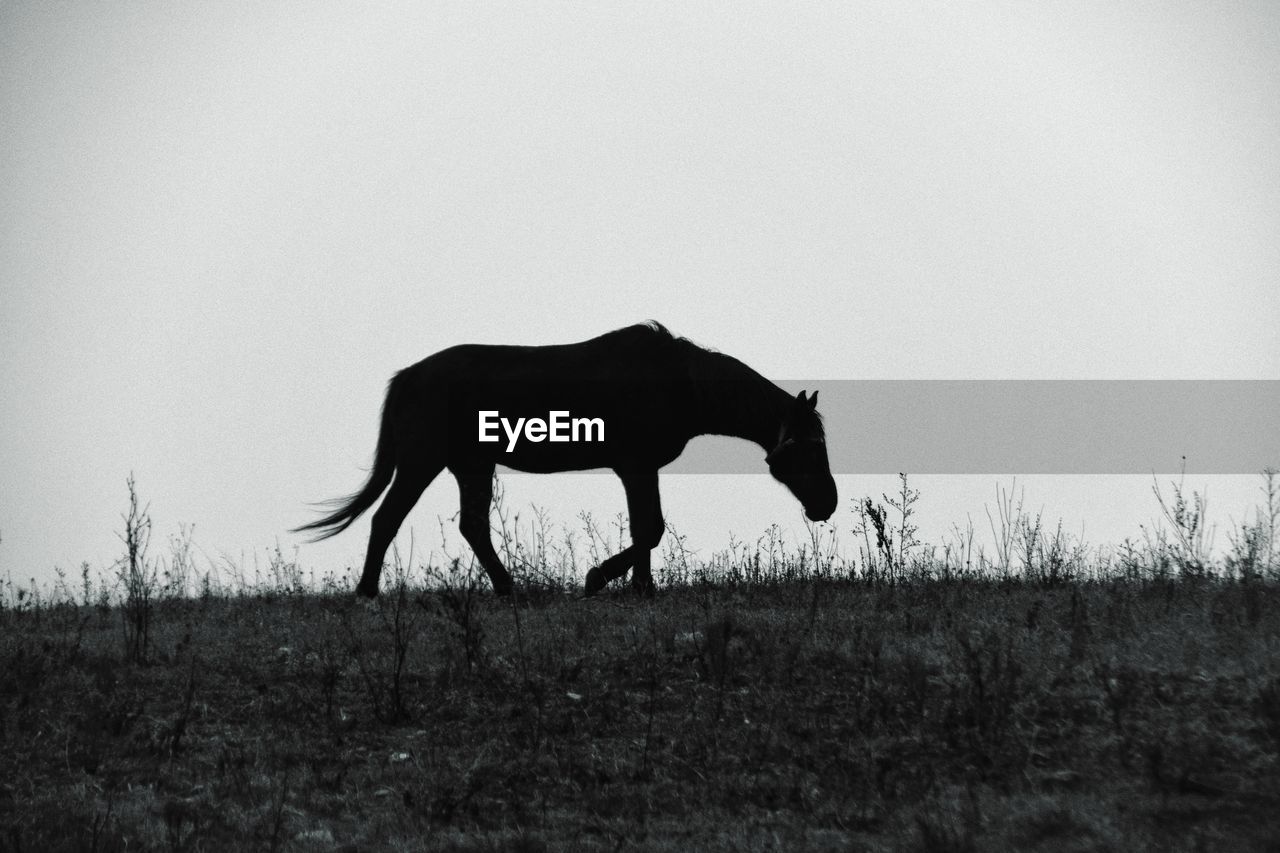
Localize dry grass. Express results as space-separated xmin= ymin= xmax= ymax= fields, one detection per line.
xmin=3 ymin=474 xmax=1280 ymax=851
xmin=4 ymin=570 xmax=1280 ymax=851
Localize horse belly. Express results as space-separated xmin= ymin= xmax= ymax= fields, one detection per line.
xmin=497 ymin=441 xmax=614 ymax=473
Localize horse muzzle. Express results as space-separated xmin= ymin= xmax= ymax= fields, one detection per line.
xmin=805 ymin=504 xmax=835 ymax=523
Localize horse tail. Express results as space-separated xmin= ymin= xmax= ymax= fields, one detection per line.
xmin=293 ymin=375 xmax=402 ymax=541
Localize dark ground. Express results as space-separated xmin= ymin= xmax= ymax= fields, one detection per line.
xmin=4 ymin=570 xmax=1280 ymax=852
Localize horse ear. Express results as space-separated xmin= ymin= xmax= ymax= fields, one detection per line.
xmin=795 ymin=390 xmax=808 ymax=406
xmin=808 ymin=390 xmax=818 ymax=409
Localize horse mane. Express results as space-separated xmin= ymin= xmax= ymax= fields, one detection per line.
xmin=594 ymin=320 xmax=678 ymax=348
xmin=594 ymin=321 xmax=823 ymax=444
xmin=593 ymin=321 xmax=710 ymax=365
xmin=676 ymin=327 xmax=824 ymax=445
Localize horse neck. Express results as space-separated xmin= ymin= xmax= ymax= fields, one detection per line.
xmin=688 ymin=351 xmax=792 ymax=451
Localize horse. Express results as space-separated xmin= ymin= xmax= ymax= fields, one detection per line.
xmin=294 ymin=322 xmax=837 ymax=597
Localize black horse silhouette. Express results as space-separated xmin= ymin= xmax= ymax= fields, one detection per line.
xmin=295 ymin=322 xmax=837 ymax=597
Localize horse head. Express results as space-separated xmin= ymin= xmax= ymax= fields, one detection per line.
xmin=766 ymin=390 xmax=838 ymax=522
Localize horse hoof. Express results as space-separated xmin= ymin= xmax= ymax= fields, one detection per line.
xmin=583 ymin=568 xmax=606 ymax=597
xmin=355 ymin=582 xmax=379 ymax=599
xmin=493 ymin=581 xmax=514 ymax=597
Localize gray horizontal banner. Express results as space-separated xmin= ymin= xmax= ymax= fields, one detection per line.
xmin=662 ymin=380 xmax=1279 ymax=475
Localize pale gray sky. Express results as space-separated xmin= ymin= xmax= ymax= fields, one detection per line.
xmin=2 ymin=3 xmax=1278 ymax=587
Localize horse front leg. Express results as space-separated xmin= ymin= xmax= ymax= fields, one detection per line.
xmin=584 ymin=469 xmax=663 ymax=597
xmin=584 ymin=546 xmax=638 ymax=596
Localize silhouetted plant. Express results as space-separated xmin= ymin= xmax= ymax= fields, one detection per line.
xmin=266 ymin=541 xmax=305 ymax=595
xmin=115 ymin=474 xmax=156 ymax=663
xmin=887 ymin=473 xmax=923 ymax=572
xmin=1227 ymin=468 xmax=1279 ymax=584
xmin=1150 ymin=459 xmax=1212 ymax=578
xmin=162 ymin=523 xmax=196 ymax=599
xmin=854 ymin=498 xmax=892 ymax=581
xmin=658 ymin=521 xmax=695 ymax=587
xmin=986 ymin=480 xmax=1026 ymax=577
xmin=854 ymin=474 xmax=921 ymax=581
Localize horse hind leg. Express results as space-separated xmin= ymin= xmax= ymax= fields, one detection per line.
xmin=454 ymin=468 xmax=515 ymax=596
xmin=355 ymin=461 xmax=440 ymax=598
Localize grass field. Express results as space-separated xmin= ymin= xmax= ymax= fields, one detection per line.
xmin=3 ymin=475 xmax=1279 ymax=851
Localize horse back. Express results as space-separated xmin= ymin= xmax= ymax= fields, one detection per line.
xmin=394 ymin=328 xmax=696 ymax=471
